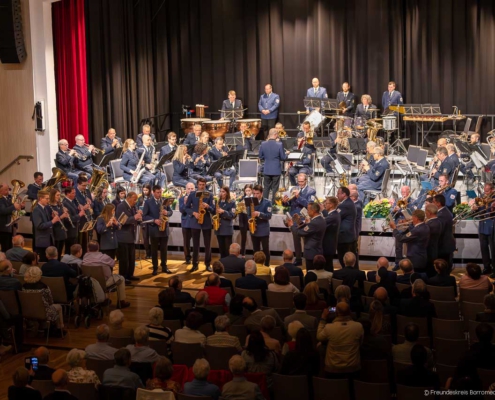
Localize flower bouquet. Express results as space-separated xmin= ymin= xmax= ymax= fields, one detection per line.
xmin=162 ymin=190 xmax=177 ymax=210
xmin=363 ymin=198 xmax=392 ymax=219
xmin=453 ymin=202 xmax=471 ymax=219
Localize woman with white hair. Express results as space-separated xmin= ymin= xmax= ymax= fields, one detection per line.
xmin=22 ymin=266 xmax=65 ymax=335
xmin=66 ymin=348 xmax=100 ymax=385
xmin=108 ymin=309 xmax=134 ymax=338
xmin=282 ymin=321 xmax=304 ymax=355
xmin=146 ymin=307 xmax=174 ymax=356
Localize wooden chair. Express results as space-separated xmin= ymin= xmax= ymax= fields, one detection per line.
xmin=331 ymin=278 xmax=343 ymax=293
xmin=459 ymin=288 xmax=488 ymax=304
xmin=359 ymin=359 xmax=389 ymax=383
xmin=363 ymin=281 xmax=374 ymax=296
xmin=289 ymin=275 xmax=301 ymax=290
xmin=14 ymin=274 xmax=24 ymax=285
xmin=0 ymin=290 xmax=20 ymax=314
xmin=468 ymin=320 xmax=495 ymax=345
xmin=162 ymin=319 xmax=182 ymax=334
xmin=433 ymin=337 xmax=469 ymax=366
xmin=130 ymin=362 xmax=154 ymax=384
xmin=461 ymin=301 xmax=485 ymax=331
xmin=205 ymin=305 xmax=224 ymax=315
xmin=204 ymin=345 xmax=239 ymax=370
xmin=85 ymin=358 xmax=115 ymax=381
xmin=199 ymin=323 xmax=214 ymax=337
xmin=426 ymin=285 xmax=456 ymax=301
xmin=267 ymin=291 xmax=293 ymax=310
xmin=174 ymin=303 xmax=192 ymax=315
xmin=361 ymin=296 xmax=374 ymax=307
xmin=11 ymin=261 xmax=22 ymax=273
xmin=317 ymin=278 xmax=330 ymax=295
xmin=396 ymin=385 xmax=435 ymax=400
xmin=235 ymin=288 xmax=263 ymax=306
xmin=31 ymin=380 xmax=55 ymax=398
xmin=223 ymin=273 xmax=243 ymax=287
xmin=81 ymin=264 xmax=120 ymax=304
xmin=17 ymin=291 xmax=57 ymax=344
xmin=257 ymin=275 xmax=272 ymax=285
xmin=171 ymin=342 xmax=204 ymax=367
xmin=41 ymin=276 xmax=72 ymax=323
xmin=272 ymin=373 xmax=309 ymax=400
xmin=67 ymin=382 xmax=97 ymax=400
xmin=137 ymin=388 xmax=174 ymax=400
xmin=313 ymin=377 xmax=350 ymax=400
xmin=354 ymin=380 xmax=390 ymax=400
xmin=429 ymin=300 xmax=459 ymax=320
xmin=98 ymin=385 xmax=136 ymax=400
xmin=396 ymin=282 xmax=410 ymax=292
xmin=108 ymin=336 xmax=132 ymax=348
xmin=432 ymin=318 xmax=465 ymax=340
xmin=149 ymin=339 xmax=169 ymax=356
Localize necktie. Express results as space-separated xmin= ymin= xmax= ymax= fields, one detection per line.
xmin=389 ymin=91 xmax=392 ymax=99
xmin=365 ymin=106 xmax=368 ymax=112
xmin=231 ymin=102 xmax=234 ymax=109
xmin=314 ymin=88 xmax=317 ymax=95
xmin=344 ymin=93 xmax=347 ymax=99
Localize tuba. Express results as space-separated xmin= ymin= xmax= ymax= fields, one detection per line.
xmin=90 ymin=168 xmax=109 ymax=197
xmin=243 ymin=129 xmax=253 ymax=138
xmin=45 ymin=168 xmax=68 ymax=191
xmin=6 ymin=179 xmax=25 ymax=226
xmin=212 ymin=199 xmax=221 ymax=231
xmin=278 ymin=129 xmax=287 ymax=138
xmin=306 ymin=129 xmax=314 ymax=145
xmin=248 ymin=201 xmax=256 ymax=234
xmin=198 ymin=191 xmax=206 ymax=224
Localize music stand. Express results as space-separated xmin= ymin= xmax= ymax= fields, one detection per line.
xmin=227 ymin=150 xmax=245 ymax=166
xmin=281 ymin=137 xmax=297 ymax=151
xmin=348 ymin=138 xmax=367 ymax=154
xmin=196 ymin=191 xmax=211 ymax=199
xmin=156 ymin=150 xmax=176 ymax=173
xmin=80 ymin=220 xmax=97 ymax=233
xmin=321 ymin=99 xmax=339 ymax=112
xmin=206 ymin=159 xmax=227 ymax=194
xmin=304 ymin=97 xmax=322 ymax=110
xmin=244 ymin=197 xmax=259 ymax=214
xmin=250 ymin=140 xmax=262 ymax=154
xmin=421 ymin=104 xmax=442 ymax=115
xmin=220 ymin=109 xmax=246 ymax=127
xmin=287 ymin=152 xmax=303 ymax=162
xmin=154 ymin=141 xmax=167 ymax=155
xmin=186 ymin=144 xmax=196 ymax=156
xmin=312 ymin=138 xmax=332 ymax=149
xmin=224 ymin=133 xmax=245 ymax=151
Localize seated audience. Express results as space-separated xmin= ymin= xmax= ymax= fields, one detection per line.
xmin=202 ymin=273 xmax=231 ymax=307
xmin=367 ymin=257 xmax=397 ymax=283
xmin=303 ymin=281 xmax=327 ymax=310
xmin=305 ymin=255 xmax=333 ymax=283
xmin=359 ymin=319 xmax=391 ymax=361
xmin=43 ymin=370 xmax=78 ymax=400
xmin=427 ymin=258 xmax=458 ymax=297
xmin=145 ymin=356 xmax=181 ymax=395
xmin=0 ymin=260 xmax=21 ymax=291
xmin=458 ymin=323 xmax=495 ymax=370
xmin=175 ymin=311 xmax=207 ymax=345
xmin=168 ymin=276 xmax=195 ymax=305
xmin=219 ymin=243 xmax=246 ymax=275
xmin=60 ymin=244 xmax=83 ymax=267
xmin=268 ymin=266 xmax=299 ymax=293
xmin=396 ymin=344 xmax=440 ymax=388
xmin=184 ymin=358 xmax=221 ymax=400
xmin=280 ymin=327 xmax=319 ymax=378
xmin=185 ymin=291 xmax=218 ymax=326
xmin=332 ymin=252 xmax=366 ymax=293
xmin=8 ymin=367 xmax=42 ymax=400
xmin=226 ymin=294 xmax=246 ymax=326
xmin=84 ymin=324 xmax=117 ymax=360
xmin=245 ymin=315 xmax=281 ymax=354
xmin=459 ymin=263 xmax=492 ymax=292
xmin=400 ymin=279 xmax=436 ymax=319
xmin=373 ymin=287 xmax=398 ymax=316
xmin=102 ymin=348 xmax=143 ymax=389
xmin=335 ymin=284 xmax=362 ymax=314
xmin=126 ymin=325 xmax=160 ymax=363
xmin=476 ymin=294 xmax=495 ymax=323
xmin=243 ymin=296 xmax=284 ymax=332
xmin=396 ymin=258 xmax=414 ymax=285
xmin=206 ymin=315 xmax=242 ymax=352
xmin=108 ymin=309 xmax=134 ymax=338
xmin=66 ymin=348 xmax=100 ymax=385
xmin=282 ymin=321 xmax=304 ymax=355
xmin=235 ymin=260 xmax=268 ymax=305
xmin=222 ymin=355 xmax=265 ymax=400
xmin=157 ymin=287 xmax=185 ymax=323
xmin=254 ymin=251 xmax=271 ymax=276
xmin=32 ymin=346 xmax=55 ymax=380
xmin=445 ymin=360 xmax=483 ymax=394
xmin=146 ymin=307 xmax=174 ymax=356
xmin=205 ymin=261 xmax=234 ymax=293
xmin=18 ymin=251 xmax=38 ymax=276
xmin=284 ymin=293 xmax=318 ymax=330
xmin=369 ymin=267 xmax=400 ymax=303
xmin=368 ymin=300 xmax=391 ymax=335
xmin=6 ymin=235 xmax=29 ymax=262
xmin=279 ymin=249 xmax=304 ymax=288
xmin=392 ymin=323 xmax=434 ymax=368
xmin=317 ymin=302 xmax=364 ymax=378
xmin=41 ymin=247 xmax=77 ymax=300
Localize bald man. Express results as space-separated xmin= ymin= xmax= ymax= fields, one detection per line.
xmin=32 ymin=347 xmax=56 ymax=380
xmin=100 ymin=128 xmax=123 ymax=155
xmin=366 ymin=257 xmax=397 ymax=283
xmin=44 ymin=369 xmax=78 ymax=400
xmin=305 ymin=77 xmax=328 ymax=112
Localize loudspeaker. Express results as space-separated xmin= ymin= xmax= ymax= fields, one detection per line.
xmin=0 ymin=0 xmax=27 ymax=64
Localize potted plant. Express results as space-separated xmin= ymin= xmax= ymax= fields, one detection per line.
xmin=363 ymin=198 xmax=392 ymax=219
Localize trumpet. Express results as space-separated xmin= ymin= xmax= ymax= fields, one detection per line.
xmin=67 ymin=148 xmax=83 ymax=159
xmin=84 ymin=144 xmax=104 ymax=154
xmin=243 ymin=129 xmax=253 ymax=138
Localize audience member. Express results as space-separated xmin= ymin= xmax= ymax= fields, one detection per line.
xmin=205 ymin=261 xmax=235 ymax=293
xmin=145 ymin=356 xmax=181 ymax=395
xmin=43 ymin=369 xmax=78 ymax=400
xmin=283 ymin=320 xmax=304 ymax=355
xmin=476 ymin=294 xmax=495 ymax=323
xmin=66 ymin=349 xmax=100 ymax=385
xmin=368 ymin=300 xmax=391 ymax=335
xmin=8 ymin=367 xmax=42 ymax=400
xmin=305 ymin=255 xmax=332 ymax=284
xmin=245 ymin=315 xmax=281 ymax=354
xmin=184 ymin=359 xmax=221 ymax=400
xmin=280 ymin=328 xmax=319 ymax=379
xmin=458 ymin=323 xmax=495 ymax=370
xmin=185 ymin=291 xmax=218 ymax=326
xmin=219 ymin=243 xmax=246 ymax=275
xmin=60 ymin=244 xmax=83 ymax=267
xmin=6 ymin=235 xmax=29 ymax=262
xmin=126 ymin=325 xmax=160 ymax=363
xmin=0 ymin=260 xmax=21 ymax=291
xmin=157 ymin=287 xmax=185 ymax=323
xmin=102 ymin=348 xmax=143 ymax=389
xmin=18 ymin=251 xmax=38 ymax=275
xmin=427 ymin=258 xmax=458 ymax=297
xmin=175 ymin=311 xmax=207 ymax=345
xmin=368 ymin=267 xmax=400 ymax=303
xmin=367 ymin=257 xmax=397 ymax=283
xmin=32 ymin=346 xmax=55 ymax=380
xmin=206 ymin=315 xmax=242 ymax=351
xmin=222 ymin=355 xmax=264 ymax=400
xmin=400 ymin=279 xmax=437 ymax=320
xmin=41 ymin=247 xmax=77 ymax=300
xmin=445 ymin=360 xmax=483 ymax=395
xmin=243 ymin=296 xmax=284 ymax=333
xmin=284 ymin=293 xmax=317 ymax=330
xmin=332 ymin=252 xmax=365 ymax=293
xmin=279 ymin=249 xmax=304 ymax=288
xmin=108 ymin=309 xmax=134 ymax=338
xmin=372 ymin=287 xmax=398 ymax=316
xmin=359 ymin=319 xmax=391 ymax=362
xmin=202 ymin=273 xmax=231 ymax=308
xmin=253 ymin=251 xmax=271 ymax=276
xmin=396 ymin=344 xmax=440 ymax=388
xmin=317 ymin=302 xmax=364 ymax=378
xmin=396 ymin=259 xmax=414 ymax=285
xmin=84 ymin=324 xmax=117 ymax=360
xmin=226 ymin=294 xmax=246 ymax=326
xmin=235 ymin=260 xmax=268 ymax=304
xmin=268 ymin=266 xmax=299 ymax=293
xmin=459 ymin=263 xmax=492 ymax=292
xmin=392 ymin=323 xmax=434 ymax=368
xmin=146 ymin=308 xmax=174 ymax=353
xmin=168 ymin=276 xmax=195 ymax=305
xmin=303 ymin=282 xmax=327 ymax=310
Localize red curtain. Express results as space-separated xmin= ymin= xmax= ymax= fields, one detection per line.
xmin=52 ymin=0 xmax=88 ymax=147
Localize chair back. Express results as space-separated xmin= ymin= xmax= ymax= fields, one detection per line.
xmin=223 ymin=273 xmax=243 ymax=287
xmin=396 ymin=385 xmax=435 ymax=400
xmin=67 ymin=382 xmax=97 ymax=400
xmin=137 ymin=388 xmax=175 ymax=400
xmin=98 ymin=385 xmax=136 ymax=400
xmin=426 ymin=285 xmax=456 ymax=301
xmin=433 ymin=337 xmax=468 ymax=366
xmin=331 ymin=278 xmax=343 ymax=293
xmin=17 ymin=291 xmax=47 ymax=320
xmin=108 ymin=336 xmax=133 ymax=348
xmin=361 ymin=296 xmax=374 ymax=307
xmin=313 ymin=377 xmax=350 ymax=400
xmin=393 ymin=362 xmax=410 ymax=381
xmin=381 ymin=169 xmax=391 ymax=195
xmin=14 ymin=274 xmax=24 ymax=285
xmin=177 ymin=394 xmax=213 ymax=400
xmin=199 ymin=323 xmax=214 ymax=337
xmin=0 ymin=290 xmax=20 ymax=314
xmin=316 ymin=278 xmax=330 ymax=294
xmin=354 ymin=380 xmax=390 ymax=400
xmin=272 ymin=373 xmax=309 ymax=400
xmin=204 ymin=345 xmax=239 ymax=370
xmin=163 ymin=162 xmax=174 ymax=184
xmin=235 ymin=288 xmax=263 ymax=306
xmin=238 ymin=159 xmax=258 ymax=180
xmin=436 ymin=363 xmax=456 ymax=388
xmin=110 ymin=160 xmax=125 ymax=180
xmin=81 ymin=264 xmax=108 ymax=294
xmin=461 ymin=301 xmax=485 ymax=331
xmin=429 ymin=300 xmax=459 ymax=320
xmin=163 ymin=319 xmax=182 ymax=334
xmin=306 ymin=309 xmax=323 ymax=318
xmin=229 ymin=324 xmax=248 ymax=345
xmin=41 ymin=276 xmax=68 ymax=304
xmin=363 ymin=280 xmax=374 ymax=296
xmin=85 ymin=358 xmax=115 ymax=381
xmin=267 ymin=291 xmax=293 ymax=309
xmin=432 ymin=318 xmax=464 ymax=340
xmin=149 ymin=339 xmax=169 ymax=356
xmin=257 ymin=275 xmax=272 ymax=285
xmin=289 ymin=276 xmax=301 ymax=290
xmin=171 ymin=342 xmax=204 ymax=367
xmin=31 ymin=380 xmax=55 ymax=398
xmin=359 ymin=359 xmax=389 ymax=383
xmin=460 ymin=288 xmax=488 ymax=304
xmin=205 ymin=305 xmax=224 ymax=315
xmin=396 ymin=282 xmax=410 ymax=292
xmin=11 ymin=261 xmax=22 ymax=272
xmin=174 ymin=302 xmax=192 ymax=314
xmin=397 ymin=315 xmax=429 ymax=337
xmin=468 ymin=320 xmax=495 ymax=345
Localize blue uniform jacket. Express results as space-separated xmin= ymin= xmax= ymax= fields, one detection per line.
xmin=393 ymin=222 xmax=430 ymax=270
xmin=137 ymin=145 xmax=154 ymax=164
xmin=355 ymin=104 xmax=377 ymax=120
xmin=282 ymin=186 xmax=317 ymax=217
xmin=305 ymin=87 xmax=328 ymax=111
xmin=259 ymin=139 xmax=287 ymax=175
xmin=477 ymin=203 xmax=494 ymax=235
xmin=55 ymin=151 xmax=76 ymax=174
xmin=185 ymin=190 xmax=215 ymax=230
xmin=437 ymin=207 xmax=456 ymax=254
xmin=294 ymin=146 xmax=314 ymax=168
xmin=183 ymin=133 xmax=200 ymax=146
xmin=362 ymin=157 xmax=390 ymax=190
xmin=209 ymin=146 xmax=229 ymax=161
xmin=143 ymin=197 xmax=173 ymax=237
xmin=159 ymin=144 xmax=177 ymax=158
xmin=214 ymin=200 xmax=236 ymax=236
xmin=47 ymin=204 xmax=67 ymax=241
xmin=179 ymin=196 xmax=191 ymax=229
xmin=120 ymin=151 xmax=141 ymax=181
xmin=115 ymin=201 xmax=140 ymax=244
xmin=100 ymin=136 xmax=122 ymax=154
xmin=337 ymin=197 xmax=357 ymax=244
xmin=62 ymin=197 xmax=81 ymax=239
xmin=32 ymin=205 xmax=54 ymax=248
xmin=136 ymin=133 xmax=156 ymax=147
xmin=0 ymin=196 xmax=15 ymax=233
xmin=443 ymin=188 xmax=458 ymax=211
xmin=173 ymin=160 xmax=193 ymax=181
xmin=392 ymin=196 xmax=417 ymax=223
xmin=381 ymin=90 xmax=403 ymax=109
xmin=322 ymin=209 xmax=340 ymax=257
xmin=258 ymin=93 xmax=280 ymax=119
xmin=221 ymin=99 xmax=243 ymax=118
xmin=247 ymin=198 xmax=272 ymax=237
xmin=336 ymin=91 xmax=356 ymax=115
xmin=434 ymin=158 xmax=455 ymax=181
xmin=291 ymin=214 xmax=326 ymax=260
xmin=426 ymin=217 xmax=443 ymax=263
xmin=448 ymin=153 xmax=460 ymax=169
xmin=190 ymin=153 xmax=212 ymax=177
xmin=72 ymin=144 xmax=93 ymax=169
xmin=354 ymin=199 xmax=363 ymax=238
xmin=96 ymin=217 xmax=118 ymax=250
xmin=75 ymin=188 xmax=93 ymax=226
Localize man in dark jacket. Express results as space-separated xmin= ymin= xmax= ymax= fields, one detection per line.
xmin=235 ymin=260 xmax=268 ymax=305
xmin=185 ymin=291 xmax=218 ymax=327
xmin=219 ymin=243 xmax=246 ymax=276
xmin=336 ymin=187 xmax=357 ymax=268
xmin=168 ymin=276 xmax=195 ymax=305
xmin=322 ymin=196 xmax=340 ymax=272
xmin=333 ymin=252 xmax=365 ymax=294
xmin=279 ymin=250 xmax=304 ymax=289
xmin=41 ymin=247 xmax=77 ymax=300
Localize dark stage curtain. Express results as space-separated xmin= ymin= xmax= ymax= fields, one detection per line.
xmin=85 ymin=0 xmax=495 ymax=145
xmin=52 ymin=0 xmax=89 ymax=146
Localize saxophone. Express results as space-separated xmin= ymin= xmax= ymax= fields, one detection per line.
xmin=248 ymin=201 xmax=256 ymax=234
xmin=212 ymin=199 xmax=220 ymax=231
xmin=198 ymin=191 xmax=206 ymax=224
xmin=159 ymin=200 xmax=168 ymax=231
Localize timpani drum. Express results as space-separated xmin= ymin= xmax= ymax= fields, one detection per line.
xmin=202 ymin=120 xmax=231 ymax=140
xmin=235 ymin=119 xmax=261 ymax=136
xmin=180 ymin=118 xmax=211 ymax=134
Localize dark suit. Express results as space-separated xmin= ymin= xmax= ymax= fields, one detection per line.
xmin=62 ymin=197 xmax=81 ymax=254
xmin=291 ymin=214 xmax=326 ymax=270
xmin=393 ymin=223 xmax=430 ymax=272
xmin=72 ymin=144 xmax=94 ymax=175
xmin=426 ymin=217 xmax=443 ymax=276
xmin=41 ymin=259 xmax=77 ymax=300
xmin=322 ymin=209 xmax=340 ymax=272
xmin=437 ymin=207 xmax=456 ymax=268
xmin=332 ymin=266 xmax=366 ymax=294
xmin=185 ymin=306 xmax=218 ymax=327
xmin=183 ymin=133 xmax=201 ymax=146
xmin=7 ymin=385 xmax=42 ymax=400
xmin=32 ymin=204 xmax=54 ymax=260
xmin=136 ymin=133 xmax=156 ymax=147
xmin=0 ymin=196 xmax=15 ymax=252
xmin=305 ymin=86 xmax=328 ymax=111
xmin=220 ymin=255 xmax=246 ymax=276
xmin=381 ymin=90 xmax=403 ymax=109
xmin=427 ymin=274 xmax=458 ymax=297
xmin=336 ymin=91 xmax=356 ymax=115
xmin=367 ymin=270 xmax=397 ymax=284
xmin=173 ymin=289 xmax=195 ymax=305
xmin=116 ymin=201 xmax=140 ymax=279
xmin=221 ymin=99 xmax=243 ymax=119
xmin=396 ymin=273 xmax=413 ymax=285
xmin=258 ymin=139 xmax=287 ymax=201
xmin=55 ymin=151 xmax=81 ymax=184
xmin=100 ymin=136 xmax=122 ymax=154
xmin=27 ymin=183 xmax=43 ymax=201
xmin=235 ymin=275 xmax=268 ymax=305
xmin=355 ymin=103 xmax=378 ymax=120
xmin=336 ymin=197 xmax=357 ymax=268
xmin=159 ymin=144 xmax=177 ymax=159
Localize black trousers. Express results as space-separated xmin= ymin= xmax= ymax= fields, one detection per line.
xmin=142 ymin=226 xmax=151 ymax=257
xmin=78 ymin=231 xmax=89 ymax=256
xmin=192 ymin=229 xmax=212 ymax=267
xmin=263 ymin=175 xmax=281 ymax=204
xmin=239 ymin=226 xmax=248 ymax=256
xmin=337 ymin=242 xmax=358 ymax=269
xmin=438 ymin=252 xmax=453 ymax=271
xmin=118 ymin=242 xmax=136 ymax=279
xmin=54 ymin=240 xmax=65 ymax=261
xmin=35 ymin=247 xmax=49 ymax=262
xmin=252 ymin=235 xmax=270 ymax=266
xmin=64 ymin=236 xmax=77 ymax=255
xmin=324 ymin=255 xmax=334 ymax=272
xmin=306 ymin=259 xmax=315 ymax=271
xmin=261 ymin=118 xmax=276 ymax=139
xmin=0 ymin=232 xmax=12 ymax=253
xmin=292 ymin=230 xmax=303 ymax=262
xmin=150 ymin=236 xmax=169 ymax=271
xmin=480 ymin=233 xmax=495 ymax=272
xmin=102 ymin=249 xmax=117 ymax=260
xmin=217 ymin=235 xmax=233 ymax=259
xmin=182 ymin=228 xmax=192 ymax=262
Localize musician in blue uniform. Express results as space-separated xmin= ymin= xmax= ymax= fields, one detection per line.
xmin=282 ymin=173 xmax=316 ymax=266
xmin=47 ymin=189 xmax=69 ymax=259
xmin=336 ymin=187 xmax=357 ymax=268
xmin=185 ymin=177 xmax=215 ymax=273
xmin=305 ymin=77 xmax=328 ymax=112
xmin=172 ymin=145 xmax=195 ymax=188
xmin=100 ymin=128 xmax=123 ymax=155
xmin=112 ymin=187 xmax=127 ymax=208
xmin=355 ymin=147 xmax=390 ymax=202
xmin=425 ymin=204 xmax=443 ymax=277
xmin=190 ymin=143 xmax=214 ymax=183
xmin=390 ymin=185 xmax=415 ymax=271
xmin=75 ymin=177 xmax=94 ymax=254
xmin=62 ymin=187 xmax=85 ymax=254
xmin=421 ymin=147 xmax=455 ymax=185
xmin=389 ymin=209 xmax=430 ymax=273
xmin=433 ymin=194 xmax=456 ymax=269
xmin=209 ymin=137 xmax=237 ymax=190
xmin=336 ymin=82 xmax=356 ymax=116
xmin=136 ymin=124 xmax=156 ymax=147
xmin=95 ymin=203 xmax=119 ymax=260
xmin=221 ymin=90 xmax=243 ymax=119
xmin=116 ymin=191 xmax=143 ymax=283
xmin=138 ymin=134 xmax=165 ymax=187
xmin=27 ymin=172 xmax=44 ymax=200
xmin=93 ymin=187 xmax=110 ymax=220
xmin=460 ymin=133 xmax=480 ymax=181
xmin=183 ymin=124 xmax=202 ymax=146
xmin=136 ymin=184 xmax=152 ymax=259
xmin=213 ymin=187 xmax=236 ymax=258
xmin=142 ymin=185 xmax=174 ymax=275
xmin=120 ymin=139 xmax=155 ymax=185
xmin=322 ymin=196 xmax=341 ymax=272
xmin=159 ymin=132 xmax=178 ymax=159
xmin=288 ymin=134 xmax=314 ymax=186
xmin=437 ymin=174 xmax=458 ymax=213
xmin=233 ymin=122 xmax=253 ymax=152
xmin=259 ymin=128 xmax=289 ymax=202
xmin=248 ymin=185 xmax=272 ymax=266
xmin=0 ymin=182 xmax=24 ymax=252
xmin=381 ymin=81 xmax=403 ymax=110
xmin=472 ymin=183 xmax=495 ymax=275
xmin=446 ymin=144 xmax=460 ymax=169
xmin=56 ymin=140 xmax=82 ymax=185
xmin=73 ymin=135 xmax=95 ymax=176
xmin=355 ymin=94 xmax=378 ymax=120
xmin=179 ymin=182 xmax=195 ymax=264
xmin=32 ymin=190 xmax=60 ymax=261
xmin=237 ymin=184 xmax=253 ymax=257
xmin=258 ymin=84 xmax=280 ymax=136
